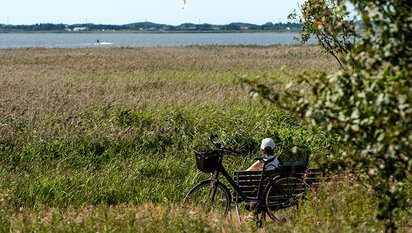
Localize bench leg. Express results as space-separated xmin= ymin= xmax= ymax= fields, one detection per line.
xmin=235 ymin=201 xmax=241 ymax=223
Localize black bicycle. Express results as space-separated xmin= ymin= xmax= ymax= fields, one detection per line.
xmin=183 ymin=134 xmax=311 ymax=225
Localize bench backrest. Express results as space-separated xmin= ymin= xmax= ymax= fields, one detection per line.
xmin=305 ymin=168 xmax=323 ymax=185
xmin=279 ymin=146 xmax=311 ymax=166
xmin=233 ymin=168 xmax=323 ymax=199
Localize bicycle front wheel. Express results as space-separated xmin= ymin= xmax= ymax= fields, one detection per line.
xmin=264 ymin=176 xmax=310 ymax=222
xmin=183 ymin=180 xmax=232 ymax=216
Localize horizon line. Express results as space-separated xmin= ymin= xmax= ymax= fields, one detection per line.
xmin=0 ymin=21 xmax=299 ymax=27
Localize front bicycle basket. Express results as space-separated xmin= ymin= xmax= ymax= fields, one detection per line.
xmin=194 ymin=151 xmax=219 ymax=173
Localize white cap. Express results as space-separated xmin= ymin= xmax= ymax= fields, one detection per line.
xmin=260 ymin=138 xmax=276 ymax=150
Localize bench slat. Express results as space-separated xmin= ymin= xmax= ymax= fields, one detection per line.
xmin=234 ymin=170 xmax=280 ymax=177
xmin=233 ymin=167 xmax=324 ymax=199
xmin=237 ymin=186 xmax=259 ymax=192
xmin=237 ymin=181 xmax=265 ymax=186
xmin=234 ymin=176 xmax=262 ymax=181
xmin=235 ymin=173 xmax=306 ymax=178
xmin=234 ymin=168 xmax=321 ymax=175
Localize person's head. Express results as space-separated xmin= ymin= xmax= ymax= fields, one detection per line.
xmin=260 ymin=138 xmax=275 ymax=156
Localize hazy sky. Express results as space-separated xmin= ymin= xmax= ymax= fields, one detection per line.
xmin=1 ymin=0 xmax=304 ymax=25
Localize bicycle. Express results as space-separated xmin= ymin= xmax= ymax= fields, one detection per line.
xmin=183 ymin=134 xmax=311 ymax=225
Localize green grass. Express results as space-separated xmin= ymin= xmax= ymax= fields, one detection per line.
xmin=1 ymin=102 xmax=324 ymax=208
xmin=0 ymin=46 xmax=410 ymax=232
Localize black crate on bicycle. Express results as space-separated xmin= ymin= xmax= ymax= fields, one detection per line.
xmin=195 ymin=151 xmax=219 ymax=173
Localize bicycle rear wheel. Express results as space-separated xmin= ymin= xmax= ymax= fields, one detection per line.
xmin=264 ymin=176 xmax=310 ymax=222
xmin=183 ymin=180 xmax=232 ymax=216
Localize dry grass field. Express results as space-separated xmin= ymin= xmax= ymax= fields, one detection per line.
xmin=0 ymin=46 xmax=334 ymax=111
xmin=0 ymin=45 xmax=335 ymax=118
xmin=0 ymin=45 xmax=334 ymax=74
xmin=1 ymin=46 xmax=409 ymax=232
xmin=0 ymin=45 xmax=337 ymax=148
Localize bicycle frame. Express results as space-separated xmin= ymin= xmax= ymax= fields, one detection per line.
xmin=211 ymin=154 xmax=293 ymax=208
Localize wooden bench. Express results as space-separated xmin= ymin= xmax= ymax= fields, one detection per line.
xmin=234 ymin=167 xmax=323 ymax=199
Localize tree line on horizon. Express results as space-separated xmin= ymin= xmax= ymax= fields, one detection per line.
xmin=0 ymin=21 xmax=302 ymax=32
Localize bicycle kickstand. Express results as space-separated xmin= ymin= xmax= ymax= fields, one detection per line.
xmin=256 ymin=211 xmax=266 ymax=228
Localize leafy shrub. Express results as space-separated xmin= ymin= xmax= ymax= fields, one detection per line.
xmin=288 ymin=0 xmax=357 ymax=69
xmin=246 ymin=0 xmax=412 ymax=231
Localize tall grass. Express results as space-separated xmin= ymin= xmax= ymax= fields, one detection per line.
xmin=0 ymin=45 xmax=409 ymax=231
xmin=0 ymin=177 xmax=409 ymax=232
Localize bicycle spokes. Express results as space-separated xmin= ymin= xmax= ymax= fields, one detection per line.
xmin=184 ymin=180 xmax=231 ymax=215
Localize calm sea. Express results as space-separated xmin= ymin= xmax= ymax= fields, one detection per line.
xmin=0 ymin=33 xmax=316 ymax=49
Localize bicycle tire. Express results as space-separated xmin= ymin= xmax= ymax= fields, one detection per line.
xmin=264 ymin=176 xmax=310 ymax=222
xmin=183 ymin=180 xmax=232 ymax=216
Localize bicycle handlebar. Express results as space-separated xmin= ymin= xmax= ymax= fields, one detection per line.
xmin=224 ymin=148 xmax=241 ymax=154
xmin=209 ymin=133 xmax=241 ymax=155
xmin=208 ymin=148 xmax=241 ymax=156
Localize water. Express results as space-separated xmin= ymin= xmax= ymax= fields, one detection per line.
xmin=0 ymin=33 xmax=316 ymax=49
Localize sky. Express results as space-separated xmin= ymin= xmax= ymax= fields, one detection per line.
xmin=0 ymin=0 xmax=305 ymax=25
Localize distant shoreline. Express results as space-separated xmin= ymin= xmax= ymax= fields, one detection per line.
xmin=0 ymin=30 xmax=301 ymax=34
xmin=0 ymin=22 xmax=303 ymax=34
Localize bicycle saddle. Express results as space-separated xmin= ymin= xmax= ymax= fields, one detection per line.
xmin=253 ymin=156 xmax=275 ymax=163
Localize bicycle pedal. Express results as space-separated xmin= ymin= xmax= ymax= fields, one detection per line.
xmin=244 ymin=202 xmax=257 ymax=211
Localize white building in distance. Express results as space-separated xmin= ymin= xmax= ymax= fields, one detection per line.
xmin=73 ymin=27 xmax=87 ymax=32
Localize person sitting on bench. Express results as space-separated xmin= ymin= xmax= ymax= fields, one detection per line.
xmin=246 ymin=138 xmax=279 ymax=171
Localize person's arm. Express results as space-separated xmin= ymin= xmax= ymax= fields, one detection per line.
xmin=246 ymin=160 xmax=263 ymax=171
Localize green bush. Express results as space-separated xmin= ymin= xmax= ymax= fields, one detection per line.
xmin=247 ymin=0 xmax=411 ymax=231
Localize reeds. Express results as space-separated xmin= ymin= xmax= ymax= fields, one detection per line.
xmin=1 ymin=46 xmax=408 ymax=232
